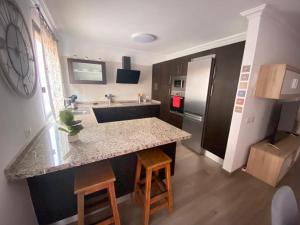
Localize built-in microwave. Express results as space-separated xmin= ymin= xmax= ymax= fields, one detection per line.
xmin=172 ymin=76 xmax=186 ymax=91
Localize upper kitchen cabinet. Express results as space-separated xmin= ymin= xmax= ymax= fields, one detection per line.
xmin=172 ymin=56 xmax=189 ymax=77
xmin=68 ymin=58 xmax=107 ymax=84
xmin=152 ymin=63 xmax=161 ymax=100
xmin=255 ymin=64 xmax=300 ymax=99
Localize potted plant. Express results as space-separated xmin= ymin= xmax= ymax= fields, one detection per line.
xmin=59 ymin=110 xmax=83 ymax=142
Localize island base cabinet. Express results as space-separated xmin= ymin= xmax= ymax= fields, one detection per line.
xmin=27 ymin=143 xmax=176 ymax=225
xmin=93 ymin=105 xmax=160 ymax=123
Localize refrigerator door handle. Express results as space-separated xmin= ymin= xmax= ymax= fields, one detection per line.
xmin=184 ymin=112 xmax=203 ymax=122
xmin=210 ymin=84 xmax=214 ymax=96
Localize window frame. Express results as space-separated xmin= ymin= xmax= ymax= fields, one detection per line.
xmin=32 ymin=20 xmax=54 ymax=119
xmin=67 ymin=58 xmax=107 ymax=84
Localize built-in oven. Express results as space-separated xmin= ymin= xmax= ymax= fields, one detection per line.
xmin=172 ymin=76 xmax=186 ymax=92
xmin=170 ymin=95 xmax=185 ymax=114
xmin=170 ymin=76 xmax=186 ymax=114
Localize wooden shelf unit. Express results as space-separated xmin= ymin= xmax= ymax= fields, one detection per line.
xmin=246 ymin=134 xmax=300 ymax=187
xmin=255 ymin=64 xmax=300 ymax=99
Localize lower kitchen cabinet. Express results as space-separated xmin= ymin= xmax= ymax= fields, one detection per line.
xmin=92 ymin=105 xmax=160 ymax=123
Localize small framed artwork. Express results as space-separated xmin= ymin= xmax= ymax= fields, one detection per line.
xmin=240 ymin=73 xmax=249 ymax=81
xmin=67 ymin=58 xmax=107 ymax=84
xmin=236 ymin=98 xmax=245 ymax=105
xmin=242 ymin=65 xmax=251 ymax=73
xmin=235 ymin=106 xmax=243 ymax=113
xmin=238 ymin=90 xmax=246 ymax=97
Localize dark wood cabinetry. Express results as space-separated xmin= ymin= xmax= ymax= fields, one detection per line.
xmin=152 ymin=42 xmax=245 ymax=158
xmin=201 ymin=42 xmax=245 ymax=158
xmin=93 ymin=105 xmax=160 ymax=123
xmin=152 ymin=58 xmax=187 ymax=128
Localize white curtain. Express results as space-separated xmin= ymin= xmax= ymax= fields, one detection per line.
xmin=40 ymin=20 xmax=64 ymax=119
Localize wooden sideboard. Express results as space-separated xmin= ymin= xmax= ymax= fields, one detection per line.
xmin=255 ymin=64 xmax=300 ymax=99
xmin=246 ymin=134 xmax=300 ymax=187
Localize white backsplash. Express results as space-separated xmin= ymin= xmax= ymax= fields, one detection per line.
xmin=61 ymin=58 xmax=152 ymax=102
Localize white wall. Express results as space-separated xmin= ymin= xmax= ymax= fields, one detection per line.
xmin=58 ymin=35 xmax=154 ymax=101
xmin=223 ymin=5 xmax=300 ymax=172
xmin=0 ymin=0 xmax=45 ymax=224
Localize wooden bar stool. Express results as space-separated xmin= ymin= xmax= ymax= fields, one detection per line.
xmin=133 ymin=149 xmax=173 ymax=225
xmin=74 ymin=160 xmax=121 ymax=225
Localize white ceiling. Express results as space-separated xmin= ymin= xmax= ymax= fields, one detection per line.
xmin=44 ymin=0 xmax=300 ymax=55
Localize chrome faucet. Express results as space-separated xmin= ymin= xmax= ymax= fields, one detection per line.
xmin=105 ymin=94 xmax=113 ymax=105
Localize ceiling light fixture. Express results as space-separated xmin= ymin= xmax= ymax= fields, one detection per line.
xmin=131 ymin=33 xmax=157 ymax=43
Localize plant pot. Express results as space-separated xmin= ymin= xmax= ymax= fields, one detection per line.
xmin=68 ymin=134 xmax=79 ymax=143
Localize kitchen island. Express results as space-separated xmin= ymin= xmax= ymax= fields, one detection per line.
xmin=5 ymin=113 xmax=191 ymax=224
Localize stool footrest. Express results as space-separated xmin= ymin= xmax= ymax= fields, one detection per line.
xmin=153 ymin=177 xmax=166 ymax=193
xmin=150 ymin=192 xmax=168 ymax=204
xmin=95 ymin=216 xmax=114 ymax=225
xmin=85 ymin=194 xmax=109 ymax=214
xmin=150 ymin=202 xmax=169 ymax=215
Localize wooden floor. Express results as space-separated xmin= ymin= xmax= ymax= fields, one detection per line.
xmin=61 ymin=144 xmax=300 ymax=225
xmin=118 ymin=144 xmax=300 ymax=225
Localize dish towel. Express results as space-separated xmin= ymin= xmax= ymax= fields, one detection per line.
xmin=173 ymin=96 xmax=181 ymax=108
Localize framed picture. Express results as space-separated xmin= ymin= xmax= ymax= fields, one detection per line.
xmin=67 ymin=58 xmax=106 ymax=84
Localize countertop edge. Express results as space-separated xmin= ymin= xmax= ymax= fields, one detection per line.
xmin=4 ymin=119 xmax=54 ymax=179
xmin=5 ymin=134 xmax=191 ymax=181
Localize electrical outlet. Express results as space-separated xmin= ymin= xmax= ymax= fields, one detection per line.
xmin=24 ymin=128 xmax=32 ymax=139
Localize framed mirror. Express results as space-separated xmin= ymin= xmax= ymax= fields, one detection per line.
xmin=67 ymin=58 xmax=106 ymax=84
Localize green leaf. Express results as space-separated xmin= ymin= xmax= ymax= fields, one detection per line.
xmin=59 ymin=110 xmax=83 ymax=136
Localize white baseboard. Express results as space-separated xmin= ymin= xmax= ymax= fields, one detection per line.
xmin=204 ymin=150 xmax=224 ymax=165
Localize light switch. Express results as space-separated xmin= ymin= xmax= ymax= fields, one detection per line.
xmin=291 ymin=78 xmax=298 ymax=89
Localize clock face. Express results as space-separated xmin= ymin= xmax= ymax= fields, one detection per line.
xmin=0 ymin=0 xmax=37 ymax=98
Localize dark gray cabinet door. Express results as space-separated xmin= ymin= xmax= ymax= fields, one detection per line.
xmin=92 ymin=105 xmax=160 ymax=123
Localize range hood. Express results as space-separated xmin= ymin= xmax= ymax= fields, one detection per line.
xmin=116 ymin=56 xmax=140 ymax=84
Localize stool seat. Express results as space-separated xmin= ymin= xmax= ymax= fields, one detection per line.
xmin=75 ymin=161 xmax=115 ymax=195
xmin=137 ymin=149 xmax=172 ymax=169
xmin=74 ymin=161 xmax=120 ymax=225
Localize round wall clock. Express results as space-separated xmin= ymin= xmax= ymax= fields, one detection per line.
xmin=0 ymin=0 xmax=37 ymax=98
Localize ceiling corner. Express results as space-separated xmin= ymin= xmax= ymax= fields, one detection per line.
xmin=30 ymin=0 xmax=57 ymax=31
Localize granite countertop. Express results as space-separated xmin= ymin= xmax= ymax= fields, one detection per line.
xmin=80 ymin=99 xmax=161 ymax=109
xmin=5 ymin=117 xmax=191 ymax=180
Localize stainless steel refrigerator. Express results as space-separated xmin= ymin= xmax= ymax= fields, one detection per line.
xmin=182 ymin=55 xmax=215 ymax=154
